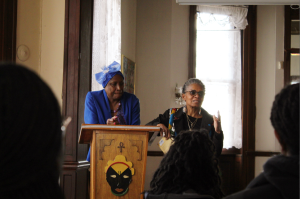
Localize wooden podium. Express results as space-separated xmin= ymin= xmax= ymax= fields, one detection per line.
xmin=79 ymin=124 xmax=160 ymax=199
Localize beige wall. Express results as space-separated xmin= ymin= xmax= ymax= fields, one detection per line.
xmin=16 ymin=0 xmax=41 ymax=73
xmin=255 ymin=5 xmax=284 ymax=177
xmin=121 ymin=0 xmax=137 ymax=62
xmin=136 ymin=0 xmax=189 ymax=126
xmin=16 ymin=0 xmax=65 ymax=108
xmin=40 ymin=0 xmax=65 ymax=108
xmin=135 ymin=0 xmax=189 ymax=190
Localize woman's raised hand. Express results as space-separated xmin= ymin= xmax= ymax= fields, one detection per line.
xmin=157 ymin=123 xmax=171 ymax=139
xmin=213 ymin=111 xmax=222 ymax=134
xmin=106 ymin=116 xmax=119 ymax=125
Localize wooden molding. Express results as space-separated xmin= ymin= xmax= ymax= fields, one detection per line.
xmin=99 ymin=139 xmax=114 ymax=160
xmin=63 ymin=161 xmax=90 ymax=169
xmin=0 ymin=0 xmax=17 ymax=62
xmin=246 ymin=151 xmax=280 ymax=156
xmin=222 ymin=147 xmax=242 ymax=154
xmin=284 ymin=6 xmax=300 ymax=86
xmin=62 ymin=0 xmax=81 ymax=162
xmin=188 ymin=5 xmax=197 ymax=79
xmin=284 ymin=6 xmax=291 ymax=86
xmin=147 ymin=151 xmax=164 ymax=156
xmin=241 ymin=5 xmax=257 ymax=188
xmin=61 ymin=0 xmax=93 ymax=198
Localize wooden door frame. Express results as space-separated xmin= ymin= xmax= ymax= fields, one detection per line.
xmin=61 ymin=0 xmax=93 ymax=198
xmin=0 ymin=0 xmax=17 ymax=62
xmin=241 ymin=5 xmax=256 ymax=187
xmin=284 ymin=5 xmax=300 ymax=86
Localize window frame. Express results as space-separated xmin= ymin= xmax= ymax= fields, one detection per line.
xmin=189 ymin=5 xmax=257 ymax=187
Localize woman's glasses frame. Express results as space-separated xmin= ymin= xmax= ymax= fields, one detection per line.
xmin=185 ymin=90 xmax=205 ymax=97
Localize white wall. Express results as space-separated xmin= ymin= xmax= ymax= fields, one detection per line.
xmin=255 ymin=5 xmax=284 ymax=177
xmin=16 ymin=0 xmax=65 ymax=108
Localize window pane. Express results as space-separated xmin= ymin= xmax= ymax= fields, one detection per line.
xmin=196 ymin=17 xmax=242 ymax=149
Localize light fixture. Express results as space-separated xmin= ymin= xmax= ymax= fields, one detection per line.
xmin=175 ymin=84 xmax=185 ymax=105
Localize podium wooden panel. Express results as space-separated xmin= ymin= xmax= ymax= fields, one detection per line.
xmin=79 ymin=124 xmax=160 ymax=199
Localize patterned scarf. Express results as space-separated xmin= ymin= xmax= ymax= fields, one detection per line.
xmin=168 ymin=108 xmax=178 ymax=137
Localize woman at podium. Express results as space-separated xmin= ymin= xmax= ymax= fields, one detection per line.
xmin=146 ymin=78 xmax=223 ymax=156
xmin=84 ymin=61 xmax=140 ymax=161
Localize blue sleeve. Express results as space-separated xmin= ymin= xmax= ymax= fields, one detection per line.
xmin=84 ymin=92 xmax=98 ymax=162
xmin=131 ymin=97 xmax=140 ymax=125
xmin=84 ymin=92 xmax=99 ymax=124
xmin=86 ymin=148 xmax=91 ymax=162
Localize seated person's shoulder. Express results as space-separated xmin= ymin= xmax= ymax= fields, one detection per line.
xmin=145 ymin=191 xmax=214 ymax=199
xmin=223 ymin=178 xmax=284 ymax=199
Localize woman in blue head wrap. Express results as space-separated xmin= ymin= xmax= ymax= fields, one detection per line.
xmin=84 ymin=61 xmax=140 ymax=161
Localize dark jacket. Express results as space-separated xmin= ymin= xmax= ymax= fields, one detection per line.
xmin=223 ymin=155 xmax=299 ymax=199
xmin=144 ymin=192 xmax=214 ymax=199
xmin=146 ymin=107 xmax=223 ymax=156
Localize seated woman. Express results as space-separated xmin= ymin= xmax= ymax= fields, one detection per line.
xmin=145 ymin=129 xmax=224 ymax=199
xmin=146 ymin=78 xmax=223 ymax=156
xmin=0 ymin=63 xmax=65 ymax=198
xmin=84 ymin=61 xmax=140 ymax=161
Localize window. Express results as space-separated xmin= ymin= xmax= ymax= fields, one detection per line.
xmin=92 ymin=0 xmax=121 ymax=91
xmin=195 ymin=6 xmax=248 ymax=149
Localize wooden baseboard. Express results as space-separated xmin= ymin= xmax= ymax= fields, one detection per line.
xmin=245 ymin=151 xmax=280 ymax=156
xmin=147 ymin=151 xmax=164 ymax=156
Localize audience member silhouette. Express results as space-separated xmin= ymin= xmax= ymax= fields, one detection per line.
xmin=145 ymin=129 xmax=224 ymax=199
xmin=0 ymin=63 xmax=65 ymax=199
xmin=224 ymin=83 xmax=299 ymax=199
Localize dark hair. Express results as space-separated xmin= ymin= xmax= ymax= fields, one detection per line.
xmin=148 ymin=129 xmax=223 ymax=199
xmin=182 ymin=78 xmax=205 ymax=94
xmin=270 ymin=83 xmax=299 ymax=155
xmin=0 ymin=63 xmax=64 ymax=198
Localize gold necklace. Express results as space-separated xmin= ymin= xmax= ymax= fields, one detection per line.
xmin=186 ymin=109 xmax=202 ymax=131
xmin=186 ymin=115 xmax=198 ymax=131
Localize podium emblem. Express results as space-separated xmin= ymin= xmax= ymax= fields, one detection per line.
xmin=105 ymin=155 xmax=135 ymax=196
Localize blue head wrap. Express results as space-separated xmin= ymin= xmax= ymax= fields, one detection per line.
xmin=95 ymin=61 xmax=124 ymax=88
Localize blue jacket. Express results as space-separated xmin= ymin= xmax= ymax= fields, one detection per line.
xmin=84 ymin=90 xmax=140 ymax=161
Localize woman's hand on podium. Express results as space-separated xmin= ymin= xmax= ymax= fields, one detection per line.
xmin=157 ymin=123 xmax=171 ymax=139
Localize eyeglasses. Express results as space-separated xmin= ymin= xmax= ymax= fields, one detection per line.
xmin=185 ymin=90 xmax=205 ymax=97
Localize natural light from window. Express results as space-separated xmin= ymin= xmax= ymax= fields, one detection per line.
xmin=196 ymin=13 xmax=242 ymax=149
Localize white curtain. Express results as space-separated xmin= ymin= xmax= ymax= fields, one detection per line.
xmin=196 ymin=6 xmax=247 ymax=149
xmin=92 ymin=0 xmax=121 ymax=91
xmin=197 ymin=5 xmax=248 ymax=29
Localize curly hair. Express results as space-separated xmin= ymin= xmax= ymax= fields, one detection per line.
xmin=182 ymin=78 xmax=205 ymax=94
xmin=148 ymin=129 xmax=223 ymax=199
xmin=0 ymin=63 xmax=64 ymax=198
xmin=270 ymin=83 xmax=299 ymax=155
